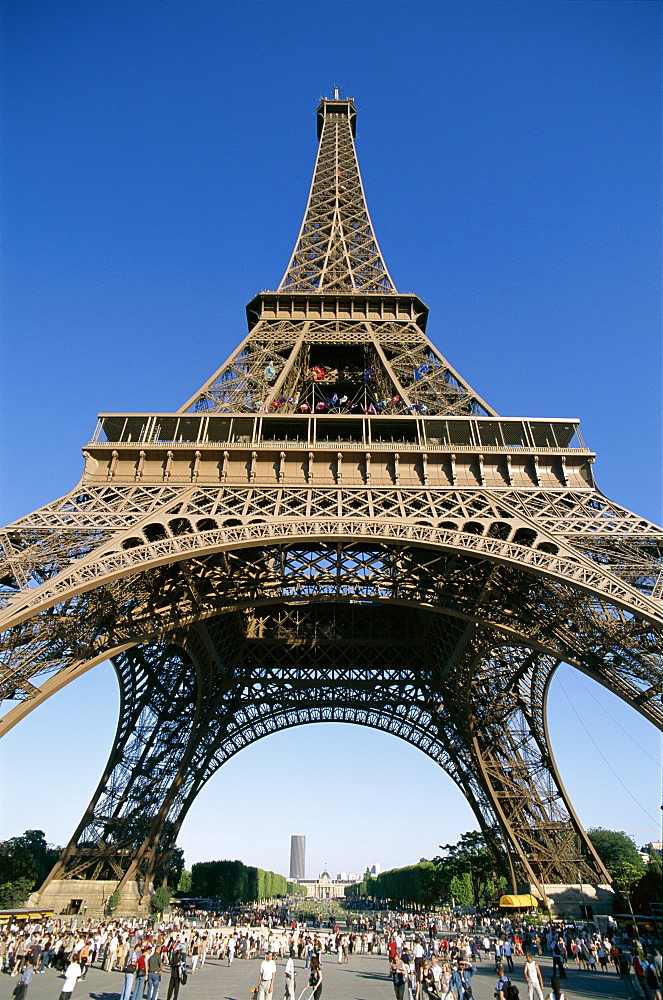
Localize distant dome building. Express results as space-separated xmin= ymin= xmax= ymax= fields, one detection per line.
xmin=295 ymin=866 xmax=345 ymax=900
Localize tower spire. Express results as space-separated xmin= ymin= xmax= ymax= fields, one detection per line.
xmin=279 ymin=94 xmax=396 ymax=293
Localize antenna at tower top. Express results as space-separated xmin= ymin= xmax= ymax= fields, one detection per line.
xmin=333 ymin=86 xmax=340 ymax=100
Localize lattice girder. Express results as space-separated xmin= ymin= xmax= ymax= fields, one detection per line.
xmin=180 ymin=317 xmax=494 ymax=417
xmin=2 ymin=93 xmax=662 ymax=907
xmin=2 ymin=486 xmax=660 ymax=613
xmin=280 ymin=98 xmax=394 ymax=294
xmin=450 ymin=636 xmax=611 ymax=887
xmin=3 ymin=534 xmax=661 ymax=731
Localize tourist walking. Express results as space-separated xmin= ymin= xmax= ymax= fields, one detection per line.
xmin=524 ymin=953 xmax=544 ymax=1000
xmin=552 ymin=940 xmax=567 ymax=980
xmin=308 ymin=955 xmax=323 ymax=1000
xmin=120 ymin=946 xmax=139 ymax=1000
xmin=392 ymin=955 xmax=408 ymax=1000
xmin=419 ymin=959 xmax=439 ymax=1000
xmin=58 ymin=957 xmax=81 ymax=1000
xmin=14 ymin=958 xmax=34 ymax=1000
xmin=130 ymin=948 xmax=148 ymax=1000
xmin=284 ymin=954 xmax=296 ymax=1000
xmin=166 ymin=948 xmax=185 ymax=1000
xmin=146 ymin=947 xmax=162 ymax=1000
xmin=256 ymin=950 xmax=276 ymax=1000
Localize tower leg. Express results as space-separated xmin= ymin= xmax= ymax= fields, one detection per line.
xmin=446 ymin=634 xmax=611 ymax=893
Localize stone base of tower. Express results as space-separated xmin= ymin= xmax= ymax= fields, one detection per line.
xmin=521 ymin=883 xmax=616 ymax=919
xmin=27 ymin=879 xmax=151 ymax=917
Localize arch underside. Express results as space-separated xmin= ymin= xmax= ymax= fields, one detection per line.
xmin=1 ymin=533 xmax=658 ymax=904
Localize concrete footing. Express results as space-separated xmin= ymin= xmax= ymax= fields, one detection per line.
xmin=521 ymin=883 xmax=616 ymax=919
xmin=27 ymin=879 xmax=151 ymax=917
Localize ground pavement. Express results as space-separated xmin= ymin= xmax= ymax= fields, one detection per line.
xmin=6 ymin=949 xmax=632 ymax=1000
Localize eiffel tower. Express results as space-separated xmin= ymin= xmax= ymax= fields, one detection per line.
xmin=1 ymin=91 xmax=662 ymax=915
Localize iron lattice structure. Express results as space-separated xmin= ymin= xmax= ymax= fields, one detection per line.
xmin=1 ymin=94 xmax=662 ymax=905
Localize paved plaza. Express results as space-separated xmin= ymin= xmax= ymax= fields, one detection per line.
xmin=6 ymin=941 xmax=633 ymax=1000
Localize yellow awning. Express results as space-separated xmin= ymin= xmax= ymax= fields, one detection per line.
xmin=499 ymin=894 xmax=539 ymax=908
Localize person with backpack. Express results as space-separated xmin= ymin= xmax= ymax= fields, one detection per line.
xmin=495 ymin=964 xmax=519 ymax=1000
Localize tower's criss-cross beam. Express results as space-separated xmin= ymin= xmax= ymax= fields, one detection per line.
xmin=280 ymin=95 xmax=395 ymax=294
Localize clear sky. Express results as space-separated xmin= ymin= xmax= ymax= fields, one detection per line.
xmin=0 ymin=1 xmax=661 ymax=880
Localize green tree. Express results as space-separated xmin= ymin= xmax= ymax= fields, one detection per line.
xmin=0 ymin=830 xmax=62 ymax=906
xmin=177 ymin=870 xmax=192 ymax=894
xmin=449 ymin=873 xmax=473 ymax=906
xmin=106 ymin=889 xmax=121 ymax=915
xmin=433 ymin=830 xmax=497 ymax=907
xmin=630 ymin=854 xmax=662 ymax=913
xmin=0 ymin=877 xmax=35 ymax=908
xmin=152 ymin=886 xmax=171 ymax=914
xmin=587 ymin=829 xmax=646 ymax=879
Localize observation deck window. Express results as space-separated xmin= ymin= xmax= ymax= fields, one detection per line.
xmin=478 ymin=421 xmax=504 ymax=447
xmin=529 ymin=423 xmax=558 ymax=448
xmin=502 ymin=422 xmax=528 ymax=447
xmin=369 ymin=420 xmax=418 ymax=445
xmin=315 ymin=418 xmax=364 ymax=443
xmin=261 ymin=418 xmax=309 ymax=443
xmin=447 ymin=420 xmax=475 ymax=446
xmin=206 ymin=417 xmax=232 ymax=443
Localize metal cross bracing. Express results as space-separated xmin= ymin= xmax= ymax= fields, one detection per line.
xmin=180 ymin=319 xmax=495 ymax=416
xmin=279 ymin=98 xmax=395 ymax=294
xmin=1 ymin=92 xmax=662 ymax=911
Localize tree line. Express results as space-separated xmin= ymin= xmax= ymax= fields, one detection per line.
xmin=345 ymin=831 xmax=503 ymax=908
xmin=344 ymin=828 xmax=662 ymax=912
xmin=189 ymin=859 xmax=306 ymax=903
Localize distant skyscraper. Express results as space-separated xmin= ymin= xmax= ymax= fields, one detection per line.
xmin=370 ymin=863 xmax=381 ymax=876
xmin=289 ymin=835 xmax=306 ymax=879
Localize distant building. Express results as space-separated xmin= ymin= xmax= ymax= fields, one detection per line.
xmin=336 ymin=871 xmax=348 ymax=881
xmin=290 ymin=835 xmax=306 ymax=880
xmin=370 ymin=863 xmax=381 ymax=876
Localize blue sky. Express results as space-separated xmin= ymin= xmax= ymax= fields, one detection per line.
xmin=0 ymin=1 xmax=661 ymax=878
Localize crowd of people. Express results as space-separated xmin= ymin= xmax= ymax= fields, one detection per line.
xmin=0 ymin=908 xmax=660 ymax=1000
xmin=381 ymin=915 xmax=662 ymax=1000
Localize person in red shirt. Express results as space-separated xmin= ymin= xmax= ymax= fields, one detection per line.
xmin=130 ymin=948 xmax=148 ymax=1000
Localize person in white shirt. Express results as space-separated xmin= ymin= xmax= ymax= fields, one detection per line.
xmin=524 ymin=953 xmax=544 ymax=1000
xmin=284 ymin=955 xmax=296 ymax=1000
xmin=256 ymin=951 xmax=276 ymax=1000
xmin=59 ymin=960 xmax=81 ymax=1000
xmin=414 ymin=942 xmax=426 ymax=980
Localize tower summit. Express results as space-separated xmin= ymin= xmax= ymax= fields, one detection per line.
xmin=0 ymin=93 xmax=661 ymax=917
